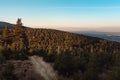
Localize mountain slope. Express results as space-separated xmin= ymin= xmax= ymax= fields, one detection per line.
xmin=0 ymin=22 xmax=14 ymax=35
xmin=0 ymin=19 xmax=120 ymax=54
xmin=0 ymin=24 xmax=120 ymax=54
xmin=0 ymin=21 xmax=14 ymax=28
xmin=1 ymin=20 xmax=120 ymax=80
xmin=23 ymin=28 xmax=120 ymax=54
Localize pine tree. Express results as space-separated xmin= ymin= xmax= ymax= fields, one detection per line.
xmin=14 ymin=18 xmax=23 ymax=37
xmin=16 ymin=18 xmax=22 ymax=28
xmin=2 ymin=26 xmax=9 ymax=39
xmin=12 ymin=18 xmax=28 ymax=52
xmin=2 ymin=26 xmax=10 ymax=48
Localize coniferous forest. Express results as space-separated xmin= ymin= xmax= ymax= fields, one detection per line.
xmin=0 ymin=19 xmax=120 ymax=80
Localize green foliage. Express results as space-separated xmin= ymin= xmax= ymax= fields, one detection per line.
xmin=106 ymin=53 xmax=120 ymax=80
xmin=54 ymin=51 xmax=79 ymax=77
xmin=1 ymin=49 xmax=28 ymax=60
xmin=82 ymin=69 xmax=98 ymax=80
xmin=77 ymin=52 xmax=89 ymax=73
xmin=43 ymin=52 xmax=57 ymax=62
xmin=53 ymin=51 xmax=120 ymax=80
xmin=0 ymin=49 xmax=6 ymax=64
xmin=107 ymin=66 xmax=120 ymax=80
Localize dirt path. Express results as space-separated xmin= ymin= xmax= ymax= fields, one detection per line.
xmin=29 ymin=56 xmax=57 ymax=80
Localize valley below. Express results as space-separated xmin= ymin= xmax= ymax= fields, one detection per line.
xmin=74 ymin=31 xmax=120 ymax=43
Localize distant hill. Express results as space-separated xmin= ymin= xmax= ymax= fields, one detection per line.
xmin=0 ymin=21 xmax=27 ymax=35
xmin=0 ymin=22 xmax=14 ymax=35
xmin=83 ymin=33 xmax=120 ymax=43
xmin=0 ymin=21 xmax=14 ymax=29
xmin=74 ymin=31 xmax=120 ymax=43
xmin=74 ymin=31 xmax=120 ymax=36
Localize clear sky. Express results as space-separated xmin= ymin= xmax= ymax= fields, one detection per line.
xmin=0 ymin=0 xmax=120 ymax=32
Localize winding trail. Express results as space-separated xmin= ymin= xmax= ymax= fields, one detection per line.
xmin=29 ymin=56 xmax=57 ymax=80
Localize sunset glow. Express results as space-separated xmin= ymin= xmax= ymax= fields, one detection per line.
xmin=0 ymin=0 xmax=120 ymax=31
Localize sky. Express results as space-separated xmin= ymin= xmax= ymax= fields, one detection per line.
xmin=0 ymin=0 xmax=120 ymax=32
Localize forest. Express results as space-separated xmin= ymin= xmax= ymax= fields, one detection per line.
xmin=0 ymin=19 xmax=120 ymax=80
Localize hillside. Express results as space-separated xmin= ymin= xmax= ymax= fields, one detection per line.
xmin=0 ymin=21 xmax=14 ymax=35
xmin=1 ymin=27 xmax=120 ymax=54
xmin=0 ymin=21 xmax=27 ymax=35
xmin=0 ymin=21 xmax=120 ymax=53
xmin=0 ymin=21 xmax=14 ymax=28
xmin=23 ymin=28 xmax=120 ymax=54
xmin=0 ymin=19 xmax=120 ymax=80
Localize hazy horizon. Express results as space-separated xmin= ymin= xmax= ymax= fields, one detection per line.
xmin=0 ymin=0 xmax=120 ymax=32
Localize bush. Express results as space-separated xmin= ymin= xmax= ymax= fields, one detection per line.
xmin=0 ymin=63 xmax=18 ymax=80
xmin=0 ymin=49 xmax=6 ymax=64
xmin=1 ymin=49 xmax=28 ymax=60
xmin=43 ymin=52 xmax=57 ymax=62
xmin=54 ymin=51 xmax=79 ymax=77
